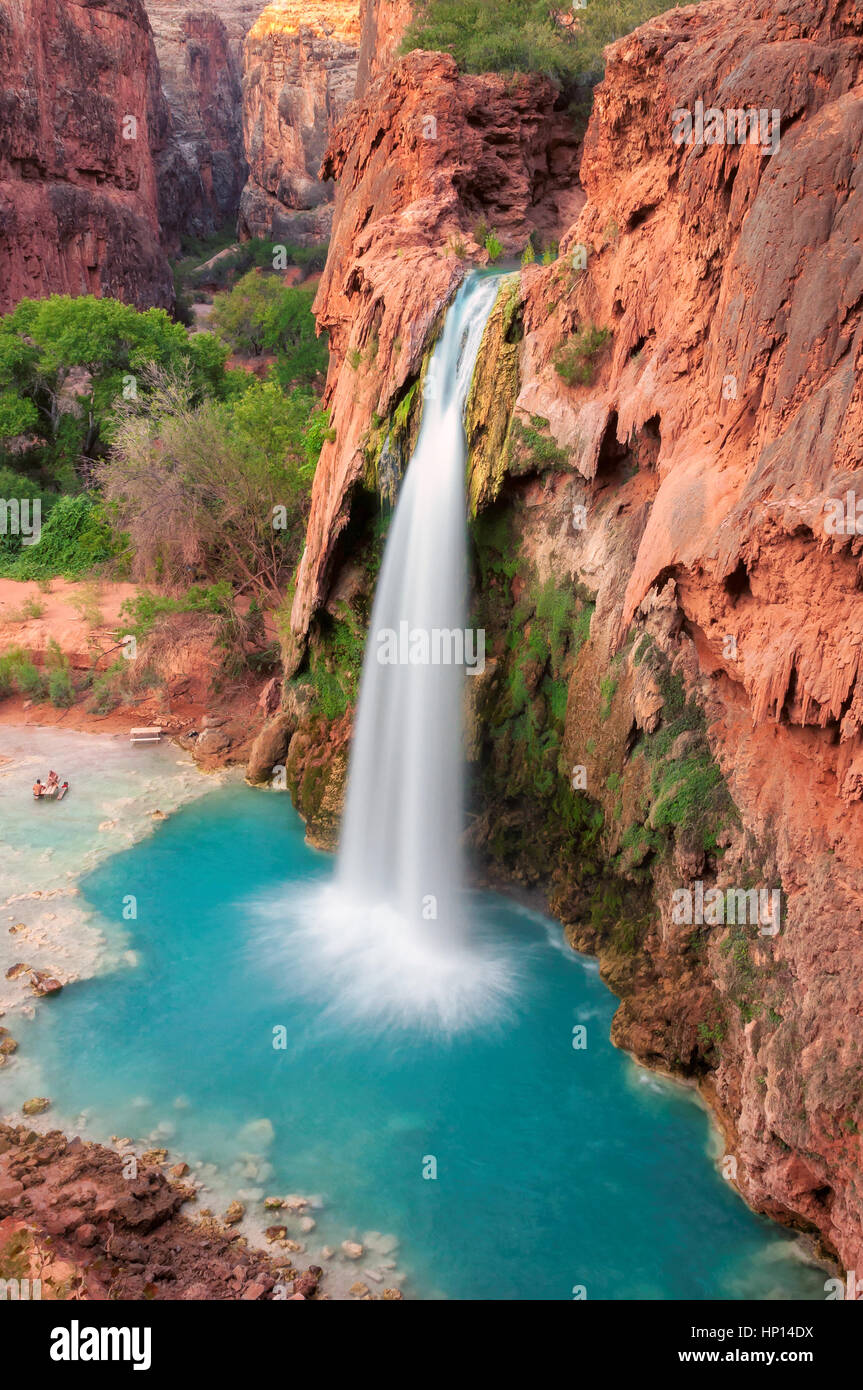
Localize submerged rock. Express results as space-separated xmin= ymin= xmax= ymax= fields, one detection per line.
xmin=223 ymin=1200 xmax=245 ymax=1225
xmin=21 ymin=1098 xmax=50 ymax=1116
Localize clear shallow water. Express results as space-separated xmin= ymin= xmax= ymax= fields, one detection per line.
xmin=9 ymin=784 xmax=827 ymax=1300
xmin=0 ymin=727 xmax=216 ymax=1009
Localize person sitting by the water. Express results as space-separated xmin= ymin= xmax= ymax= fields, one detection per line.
xmin=32 ymin=778 xmax=44 ymax=798
xmin=47 ymin=770 xmax=59 ymax=787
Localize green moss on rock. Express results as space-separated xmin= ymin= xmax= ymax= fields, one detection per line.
xmin=466 ymin=275 xmax=521 ymax=516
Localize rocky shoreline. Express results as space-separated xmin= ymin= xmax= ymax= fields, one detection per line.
xmin=0 ymin=1125 xmax=333 ymax=1300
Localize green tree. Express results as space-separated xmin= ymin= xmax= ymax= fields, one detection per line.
xmin=0 ymin=295 xmax=230 ymax=469
xmin=98 ymin=368 xmax=328 ymax=596
xmin=211 ymin=272 xmax=328 ymax=382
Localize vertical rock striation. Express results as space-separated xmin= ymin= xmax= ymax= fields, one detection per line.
xmin=145 ymin=1 xmax=255 ymax=240
xmin=0 ymin=0 xmax=174 ymax=311
xmin=237 ymin=0 xmax=362 ymax=243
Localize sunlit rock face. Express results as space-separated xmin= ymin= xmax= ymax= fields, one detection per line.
xmin=0 ymin=0 xmax=174 ymax=311
xmin=237 ymin=0 xmax=362 ymax=243
xmin=355 ymin=0 xmax=413 ymax=95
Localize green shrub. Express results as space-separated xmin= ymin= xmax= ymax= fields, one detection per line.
xmin=484 ymin=231 xmax=503 ymax=263
xmin=0 ymin=493 xmax=125 ymax=580
xmin=553 ymin=324 xmax=611 ymax=387
xmin=47 ymin=665 xmax=75 ymax=708
xmin=402 ymin=0 xmax=684 ymax=83
xmin=0 ymin=646 xmax=46 ymax=701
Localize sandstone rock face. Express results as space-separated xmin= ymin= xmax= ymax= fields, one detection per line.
xmin=145 ymin=1 xmax=252 ymax=239
xmin=0 ymin=0 xmax=174 ymax=311
xmin=286 ymin=0 xmax=863 ymax=1275
xmin=289 ymin=48 xmax=582 ymax=646
xmin=355 ymin=0 xmax=413 ymax=96
xmin=238 ymin=0 xmax=362 ymax=242
xmin=508 ymin=0 xmax=863 ymax=1273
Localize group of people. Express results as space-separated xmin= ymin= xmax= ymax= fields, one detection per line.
xmin=32 ymin=770 xmax=68 ymax=801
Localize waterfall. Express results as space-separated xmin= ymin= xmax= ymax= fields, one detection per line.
xmin=274 ymin=272 xmax=517 ymax=1034
xmin=338 ymin=271 xmax=501 ymax=936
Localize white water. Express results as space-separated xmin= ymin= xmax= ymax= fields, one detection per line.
xmin=277 ymin=273 xmax=519 ymax=1033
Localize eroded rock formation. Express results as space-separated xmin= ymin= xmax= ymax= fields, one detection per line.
xmin=146 ymin=0 xmax=253 ymax=239
xmin=504 ymin=0 xmax=863 ymax=1272
xmin=289 ymin=45 xmax=582 ymax=646
xmin=279 ymin=0 xmax=863 ymax=1277
xmin=0 ymin=0 xmax=174 ymax=311
xmin=238 ymin=0 xmax=362 ymax=242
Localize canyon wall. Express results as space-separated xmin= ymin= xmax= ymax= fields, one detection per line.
xmin=237 ymin=0 xmax=362 ymax=243
xmin=272 ymin=0 xmax=863 ymax=1276
xmin=355 ymin=0 xmax=413 ymax=95
xmin=145 ymin=0 xmax=256 ymax=241
xmin=507 ymin=0 xmax=863 ymax=1272
xmin=288 ymin=44 xmax=582 ymax=649
xmin=0 ymin=0 xmax=174 ymax=311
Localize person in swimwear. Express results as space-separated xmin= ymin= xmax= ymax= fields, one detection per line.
xmin=33 ymin=778 xmax=44 ymax=798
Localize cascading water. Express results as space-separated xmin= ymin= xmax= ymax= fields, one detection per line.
xmin=339 ymin=272 xmax=501 ymax=934
xmin=272 ymin=272 xmax=519 ymax=1033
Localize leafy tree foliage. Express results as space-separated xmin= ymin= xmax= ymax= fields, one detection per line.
xmin=210 ymin=272 xmax=328 ymax=382
xmin=97 ymin=367 xmax=326 ymax=597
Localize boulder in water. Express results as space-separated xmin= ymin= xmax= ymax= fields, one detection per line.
xmin=22 ymin=1097 xmax=50 ymax=1115
xmin=30 ymin=971 xmax=62 ymax=996
xmin=223 ymin=1200 xmax=244 ymax=1225
xmin=246 ymin=713 xmax=296 ymax=784
xmin=141 ymin=1148 xmax=168 ymax=1166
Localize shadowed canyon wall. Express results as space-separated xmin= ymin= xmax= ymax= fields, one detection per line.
xmin=238 ymin=0 xmax=362 ymax=243
xmin=271 ymin=0 xmax=863 ymax=1276
xmin=145 ymin=0 xmax=258 ymax=240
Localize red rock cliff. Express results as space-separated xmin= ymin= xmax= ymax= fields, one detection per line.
xmin=238 ymin=0 xmax=362 ymax=242
xmin=285 ymin=0 xmax=863 ymax=1277
xmin=0 ymin=0 xmax=174 ymax=311
xmin=289 ymin=47 xmax=581 ymax=643
xmin=508 ymin=0 xmax=863 ymax=1271
xmin=355 ymin=0 xmax=413 ymax=95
